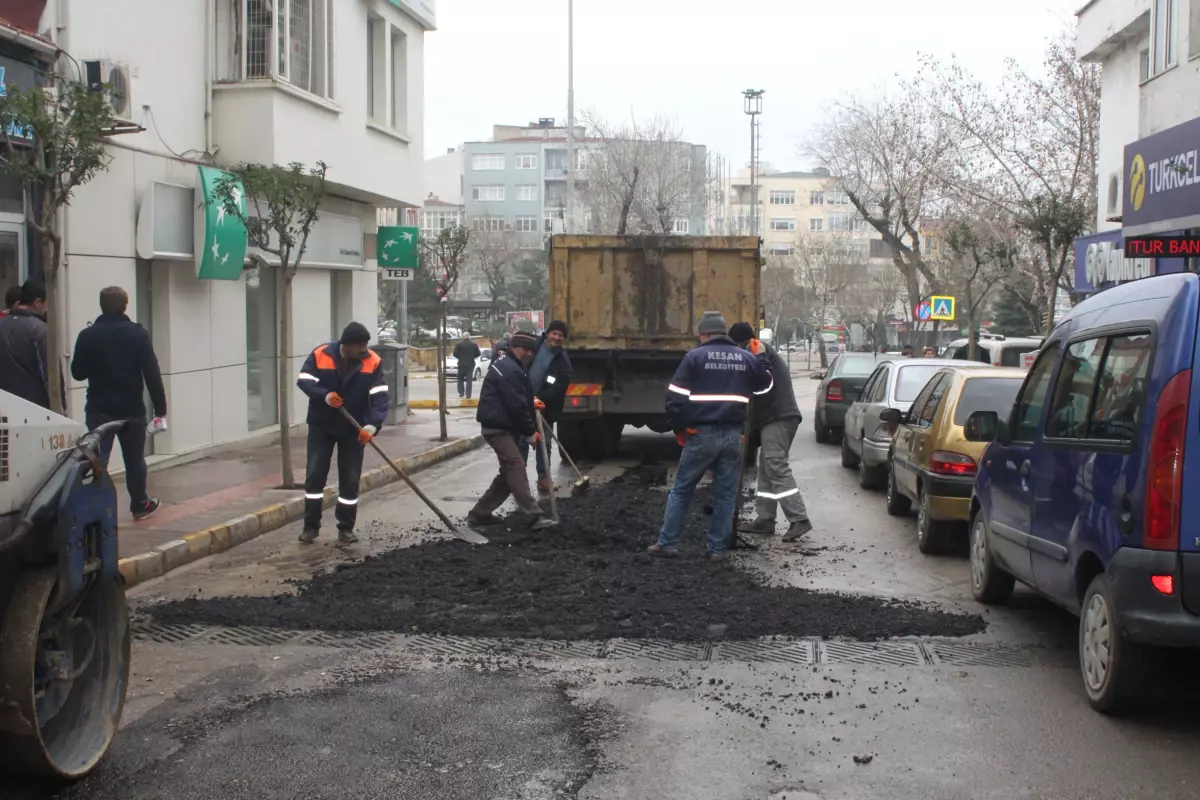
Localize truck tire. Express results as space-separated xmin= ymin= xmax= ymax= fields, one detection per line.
xmin=557 ymin=420 xmax=585 ymax=461
xmin=582 ymin=419 xmax=613 ymax=461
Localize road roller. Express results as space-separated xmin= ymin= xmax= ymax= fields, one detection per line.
xmin=0 ymin=390 xmax=130 ymax=779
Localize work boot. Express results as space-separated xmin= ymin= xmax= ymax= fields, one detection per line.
xmin=529 ymin=516 xmax=558 ymax=531
xmin=132 ymin=498 xmax=161 ymax=521
xmin=467 ymin=511 xmax=501 ymax=526
xmin=298 ymin=528 xmax=319 ymax=544
xmin=537 ymin=475 xmax=554 ymax=494
xmin=738 ymin=518 xmax=776 ymax=535
xmin=646 ymin=543 xmax=677 ymax=558
xmin=337 ymin=527 xmax=359 ymax=544
xmin=781 ymin=519 xmax=813 ymax=542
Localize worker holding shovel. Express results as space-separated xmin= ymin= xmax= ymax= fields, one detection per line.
xmin=528 ymin=320 xmax=572 ymax=494
xmin=295 ymin=322 xmax=389 ymax=545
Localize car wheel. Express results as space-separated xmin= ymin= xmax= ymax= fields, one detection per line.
xmin=840 ymin=433 xmax=859 ymax=468
xmin=858 ymin=443 xmax=884 ymax=490
xmin=885 ymin=459 xmax=911 ymax=517
xmin=916 ymin=487 xmax=951 ymax=555
xmin=969 ymin=512 xmax=1014 ymax=604
xmin=1080 ymin=573 xmax=1153 ymax=714
xmin=814 ymin=413 xmax=830 ymax=444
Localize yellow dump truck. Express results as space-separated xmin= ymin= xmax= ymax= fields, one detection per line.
xmin=548 ymin=234 xmax=763 ymax=460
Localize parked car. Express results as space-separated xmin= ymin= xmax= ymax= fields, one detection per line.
xmin=811 ymin=353 xmax=900 ymax=444
xmin=961 ymin=272 xmax=1194 ymax=713
xmin=443 ymin=352 xmax=491 ymax=380
xmin=841 ymin=358 xmax=968 ymax=489
xmin=942 ymin=334 xmax=1043 ymax=368
xmin=879 ymin=366 xmax=1024 ymax=554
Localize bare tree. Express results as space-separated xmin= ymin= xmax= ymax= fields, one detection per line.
xmin=933 ymin=213 xmax=1015 ymax=359
xmin=470 ymin=225 xmax=520 ymax=310
xmin=793 ymin=233 xmax=856 ymax=367
xmin=919 ymin=30 xmax=1099 ymax=331
xmin=422 ymin=225 xmax=470 ymax=441
xmin=803 ymin=84 xmax=954 ymax=320
xmin=761 ymin=260 xmax=805 ymax=339
xmin=839 ymin=262 xmax=904 ymax=349
xmin=580 ymin=111 xmax=700 ymax=234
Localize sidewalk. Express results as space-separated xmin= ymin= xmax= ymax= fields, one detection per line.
xmin=112 ymin=410 xmax=479 ymax=559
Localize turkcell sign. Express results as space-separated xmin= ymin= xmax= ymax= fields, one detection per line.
xmin=1124 ymin=116 xmax=1200 ymax=232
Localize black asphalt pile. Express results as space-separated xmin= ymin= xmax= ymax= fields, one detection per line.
xmin=146 ymin=476 xmax=985 ymax=642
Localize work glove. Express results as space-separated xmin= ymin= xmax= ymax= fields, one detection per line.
xmin=358 ymin=425 xmax=376 ymax=444
xmin=531 ymin=431 xmax=543 ymax=445
xmin=534 ymin=398 xmax=546 ymax=411
xmin=325 ymin=392 xmax=344 ymax=408
xmin=674 ymin=428 xmax=699 ymax=447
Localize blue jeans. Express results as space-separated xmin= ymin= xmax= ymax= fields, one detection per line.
xmin=657 ymin=424 xmax=744 ymax=555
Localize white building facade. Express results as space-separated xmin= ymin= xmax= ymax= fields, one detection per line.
xmin=21 ymin=0 xmax=431 ymax=458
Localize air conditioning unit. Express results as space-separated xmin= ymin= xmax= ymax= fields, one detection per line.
xmin=83 ymin=60 xmax=133 ymax=120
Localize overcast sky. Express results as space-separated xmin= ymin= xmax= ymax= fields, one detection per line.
xmin=425 ymin=0 xmax=1076 ymax=173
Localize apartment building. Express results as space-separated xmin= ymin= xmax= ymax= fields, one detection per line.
xmin=6 ymin=0 xmax=431 ymax=458
xmin=1074 ymin=0 xmax=1200 ymax=295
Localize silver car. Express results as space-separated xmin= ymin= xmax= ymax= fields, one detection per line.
xmin=840 ymin=358 xmax=978 ymax=489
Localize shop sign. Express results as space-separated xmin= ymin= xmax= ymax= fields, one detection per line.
xmin=1124 ymin=116 xmax=1200 ymax=235
xmin=194 ymin=166 xmax=248 ymax=281
xmin=1073 ymin=230 xmax=1161 ymax=293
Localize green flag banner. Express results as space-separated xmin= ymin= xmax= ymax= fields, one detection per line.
xmin=378 ymin=226 xmax=420 ymax=268
xmin=195 ymin=165 xmax=248 ymax=280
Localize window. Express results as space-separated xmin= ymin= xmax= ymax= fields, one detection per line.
xmin=472 ymin=185 xmax=505 ymax=202
xmin=245 ymin=266 xmax=278 ymax=430
xmin=953 ymin=378 xmax=1024 ymax=427
xmin=907 ymin=375 xmax=941 ymax=423
xmin=673 ymin=219 xmax=689 ymax=234
xmin=1046 ymin=338 xmax=1106 ymax=439
xmin=849 ymin=217 xmax=867 ymax=233
xmin=472 ymin=217 xmax=504 ymax=232
xmin=516 ymin=184 xmax=538 ymax=201
xmin=770 ymin=218 xmax=796 ymax=231
xmin=1013 ymin=348 xmax=1058 ymax=441
xmin=826 ymin=190 xmax=850 ymax=205
xmin=515 ymin=215 xmax=539 ymax=232
xmin=836 ymin=356 xmax=879 ymax=377
xmin=767 ymin=244 xmax=794 ymax=257
xmin=1107 ymin=174 xmax=1120 ymax=214
xmin=828 ymin=212 xmax=851 ymax=231
xmin=809 ymin=218 xmax=824 ymax=232
xmin=871 ymin=366 xmax=892 ymax=402
xmin=810 ymin=191 xmax=824 ymax=205
xmin=472 ymin=154 xmax=505 ymax=171
xmin=869 ymin=239 xmax=894 ymax=259
xmin=224 ymin=0 xmax=333 ymax=99
xmin=546 ymin=152 xmax=567 ymax=171
xmin=916 ymin=374 xmax=950 ymax=427
xmin=769 ymin=190 xmax=795 ymax=205
xmin=421 ymin=210 xmax=460 ymax=232
xmin=1191 ymin=0 xmax=1200 ymax=60
xmin=544 ymin=214 xmax=563 ymax=234
xmin=999 ymin=345 xmax=1039 ymax=367
xmin=895 ymin=364 xmax=944 ymax=403
xmin=1151 ymin=0 xmax=1178 ymax=76
xmin=1089 ymin=333 xmax=1152 ymax=442
xmin=515 ymin=154 xmax=538 ymax=170
xmin=366 ymin=15 xmax=408 ymax=130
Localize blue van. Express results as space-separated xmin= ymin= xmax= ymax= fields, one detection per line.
xmin=964 ymin=272 xmax=1200 ymax=714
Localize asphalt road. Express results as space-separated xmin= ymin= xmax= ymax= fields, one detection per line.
xmin=13 ymin=376 xmax=1200 ymax=800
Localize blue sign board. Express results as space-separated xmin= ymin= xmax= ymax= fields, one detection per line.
xmin=1072 ymin=229 xmax=1186 ymax=294
xmin=1124 ymin=116 xmax=1200 ymax=235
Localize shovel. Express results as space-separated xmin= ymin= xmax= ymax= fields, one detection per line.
xmin=543 ymin=423 xmax=591 ymax=496
xmin=534 ymin=410 xmax=559 ymax=522
xmin=338 ymin=408 xmax=487 ymax=545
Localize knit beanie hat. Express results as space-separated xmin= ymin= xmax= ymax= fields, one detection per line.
xmin=697 ymin=311 xmax=727 ymax=336
xmin=547 ymin=319 xmax=569 ymax=336
xmin=340 ymin=322 xmax=371 ymax=344
xmin=510 ymin=332 xmax=539 ymax=350
xmin=729 ymin=322 xmax=755 ymax=344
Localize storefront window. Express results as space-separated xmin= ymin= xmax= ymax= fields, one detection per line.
xmin=246 ymin=266 xmax=278 ymax=430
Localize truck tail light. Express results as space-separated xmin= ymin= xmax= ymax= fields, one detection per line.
xmin=1145 ymin=368 xmax=1191 ymax=551
xmin=931 ymin=451 xmax=977 ymax=476
xmin=826 ymin=380 xmax=843 ymax=402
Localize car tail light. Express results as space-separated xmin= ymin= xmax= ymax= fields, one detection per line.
xmin=1145 ymin=368 xmax=1191 ymax=551
xmin=826 ymin=379 xmax=843 ymax=402
xmin=931 ymin=451 xmax=977 ymax=476
xmin=873 ymin=422 xmax=896 ymax=439
xmin=1152 ymin=574 xmax=1175 ymax=595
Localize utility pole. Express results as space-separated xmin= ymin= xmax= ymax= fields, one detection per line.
xmin=565 ymin=0 xmax=575 ymax=234
xmin=743 ymin=90 xmax=763 ymax=239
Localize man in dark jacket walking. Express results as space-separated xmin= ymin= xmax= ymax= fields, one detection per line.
xmin=296 ymin=322 xmax=388 ymax=545
xmin=453 ymin=336 xmax=482 ymax=399
xmin=0 ymin=281 xmax=52 ymax=408
xmin=730 ymin=322 xmax=812 ymax=541
xmin=649 ymin=312 xmax=772 ymax=559
xmin=468 ymin=331 xmax=556 ymax=530
xmin=71 ymin=286 xmax=168 ymax=519
xmin=528 ymin=320 xmax=572 ymax=493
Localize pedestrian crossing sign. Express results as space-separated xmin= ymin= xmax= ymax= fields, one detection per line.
xmin=930 ymin=295 xmax=956 ymax=321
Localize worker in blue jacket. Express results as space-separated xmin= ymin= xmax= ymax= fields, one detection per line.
xmin=648 ymin=311 xmax=773 ymax=559
xmin=295 ymin=322 xmax=388 ymax=545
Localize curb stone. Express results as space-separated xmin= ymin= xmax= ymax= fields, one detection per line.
xmin=117 ymin=434 xmax=485 ymax=588
xmin=408 ymin=398 xmax=479 ymax=410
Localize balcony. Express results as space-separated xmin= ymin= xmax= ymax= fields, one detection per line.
xmin=1077 ymin=0 xmax=1150 ymax=62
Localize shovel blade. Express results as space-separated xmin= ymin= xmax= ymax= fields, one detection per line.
xmin=454 ymin=527 xmax=489 ymax=545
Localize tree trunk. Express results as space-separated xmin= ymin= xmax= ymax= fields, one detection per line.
xmin=437 ymin=303 xmax=448 ymax=442
xmin=42 ymin=233 xmax=65 ymax=414
xmin=277 ymin=265 xmax=295 ymax=489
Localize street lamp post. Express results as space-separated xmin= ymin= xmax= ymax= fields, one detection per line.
xmin=743 ymin=89 xmax=763 ymax=238
xmin=566 ymin=0 xmax=575 ymax=234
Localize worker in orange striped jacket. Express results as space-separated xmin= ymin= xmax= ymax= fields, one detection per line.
xmin=295 ymin=322 xmax=389 ymax=545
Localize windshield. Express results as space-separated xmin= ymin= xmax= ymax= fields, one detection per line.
xmin=893 ymin=364 xmax=944 ymax=402
xmin=953 ymin=377 xmax=1024 ymax=425
xmin=1000 ymin=346 xmax=1039 ymax=367
xmin=835 ymin=356 xmax=879 ymax=377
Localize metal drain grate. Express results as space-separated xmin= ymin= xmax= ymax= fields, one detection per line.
xmin=0 ymin=416 xmax=8 ymax=482
xmin=130 ymin=621 xmax=1037 ymax=669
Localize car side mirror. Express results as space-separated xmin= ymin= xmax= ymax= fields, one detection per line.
xmin=810 ymin=371 xmax=825 ymax=380
xmin=964 ymin=410 xmax=1000 ymax=442
xmin=880 ymin=407 xmax=903 ymax=425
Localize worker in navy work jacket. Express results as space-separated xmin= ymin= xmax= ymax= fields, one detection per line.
xmin=648 ymin=310 xmax=773 ymax=559
xmin=296 ymin=322 xmax=388 ymax=545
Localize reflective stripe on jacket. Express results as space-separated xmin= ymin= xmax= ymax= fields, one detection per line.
xmin=664 ymin=335 xmax=773 ymax=432
xmin=297 ymin=342 xmax=388 ymax=437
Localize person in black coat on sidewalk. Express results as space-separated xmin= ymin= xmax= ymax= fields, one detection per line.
xmin=468 ymin=331 xmax=556 ymax=530
xmin=453 ymin=336 xmax=482 ymax=399
xmin=0 ymin=281 xmax=52 ymax=408
xmin=71 ymin=286 xmax=168 ymax=520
